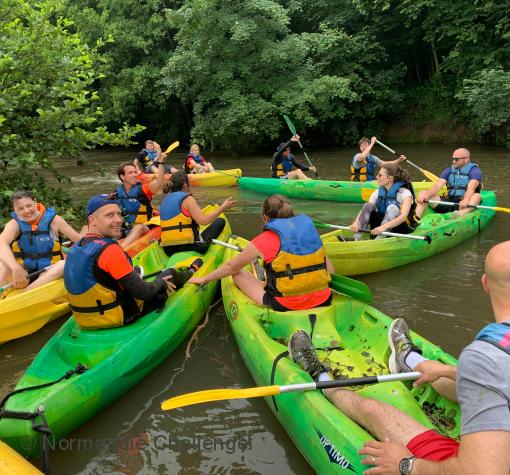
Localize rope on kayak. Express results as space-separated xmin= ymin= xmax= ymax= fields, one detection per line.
xmin=185 ymin=298 xmax=223 ymax=359
xmin=0 ymin=363 xmax=88 ymax=475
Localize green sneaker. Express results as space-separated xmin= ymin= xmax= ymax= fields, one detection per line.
xmin=388 ymin=318 xmax=420 ymax=373
xmin=288 ymin=330 xmax=328 ymax=380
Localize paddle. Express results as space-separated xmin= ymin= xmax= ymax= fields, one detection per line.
xmin=375 ymin=140 xmax=439 ymax=182
xmin=163 ymin=141 xmax=180 ymax=155
xmin=313 ymin=219 xmax=432 ymax=243
xmin=283 ymin=115 xmax=320 ymax=178
xmin=161 ymin=371 xmax=421 ymax=410
xmin=0 ymin=266 xmax=52 ymax=292
xmin=426 ymin=200 xmax=510 ymax=214
xmin=209 ymin=238 xmax=373 ymax=304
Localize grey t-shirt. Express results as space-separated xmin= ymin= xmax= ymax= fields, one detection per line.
xmin=457 ymin=340 xmax=510 ymax=435
xmin=352 ymin=153 xmax=383 ymax=169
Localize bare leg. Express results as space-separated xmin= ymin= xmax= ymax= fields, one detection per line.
xmin=287 ymin=169 xmax=311 ymax=180
xmin=415 ymin=193 xmax=441 ymax=218
xmin=232 ymin=270 xmax=265 ymax=305
xmin=121 ymin=224 xmax=148 ymax=248
xmin=456 ymin=192 xmax=482 ymax=216
xmin=206 ymin=162 xmax=215 ymax=172
xmin=24 ymin=260 xmax=65 ymax=291
xmin=324 ymin=388 xmax=428 ymax=445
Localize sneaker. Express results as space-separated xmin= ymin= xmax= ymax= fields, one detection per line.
xmin=388 ymin=318 xmax=418 ymax=373
xmin=288 ymin=330 xmax=327 ymax=380
xmin=133 ymin=265 xmax=144 ymax=278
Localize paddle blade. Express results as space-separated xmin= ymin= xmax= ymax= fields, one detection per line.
xmin=421 ymin=169 xmax=439 ymax=182
xmin=164 ymin=141 xmax=180 ymax=154
xmin=330 ymin=274 xmax=372 ymax=304
xmin=283 ymin=115 xmax=297 ymax=135
xmin=161 ymin=385 xmax=281 ymax=411
xmin=493 ymin=206 xmax=510 ymax=214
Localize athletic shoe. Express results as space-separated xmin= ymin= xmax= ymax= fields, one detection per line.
xmin=133 ymin=265 xmax=144 ymax=278
xmin=288 ymin=330 xmax=328 ymax=380
xmin=388 ymin=318 xmax=419 ymax=373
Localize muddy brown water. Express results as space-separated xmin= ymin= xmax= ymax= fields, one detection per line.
xmin=1 ymin=144 xmax=509 ymax=474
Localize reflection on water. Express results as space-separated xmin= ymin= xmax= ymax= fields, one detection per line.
xmin=2 ymin=144 xmax=510 ymax=473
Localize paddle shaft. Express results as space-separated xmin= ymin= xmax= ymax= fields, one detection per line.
xmin=316 ymin=222 xmax=430 ymax=242
xmin=426 ymin=200 xmax=506 ymax=213
xmin=0 ymin=266 xmax=52 ymax=291
xmin=161 ymin=371 xmax=421 ymax=410
xmin=283 ymin=115 xmax=319 ymax=178
xmin=280 ymin=372 xmax=421 ymax=393
xmin=375 ymin=140 xmax=421 ymax=173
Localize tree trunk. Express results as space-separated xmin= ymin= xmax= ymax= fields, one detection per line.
xmin=431 ymin=37 xmax=440 ymax=75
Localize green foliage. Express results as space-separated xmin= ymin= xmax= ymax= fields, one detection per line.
xmin=456 ymin=68 xmax=510 ymax=147
xmin=0 ymin=0 xmax=143 ymax=224
xmin=161 ymin=0 xmax=403 ymax=149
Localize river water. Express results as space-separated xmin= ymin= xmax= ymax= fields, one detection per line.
xmin=1 ymin=143 xmax=509 ymax=474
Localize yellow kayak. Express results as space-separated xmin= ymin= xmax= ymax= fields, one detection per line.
xmin=0 ymin=227 xmax=161 ymax=345
xmin=137 ymin=168 xmax=242 ymax=187
xmin=0 ymin=440 xmax=42 ymax=474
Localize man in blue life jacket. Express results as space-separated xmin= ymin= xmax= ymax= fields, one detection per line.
xmin=134 ymin=140 xmax=177 ymax=174
xmin=351 ymin=136 xmax=407 ymax=181
xmin=289 ymin=240 xmax=510 ymax=473
xmin=271 ymin=134 xmax=316 ymax=180
xmin=415 ymin=147 xmax=482 ymax=218
xmin=110 ymin=143 xmax=167 ymax=248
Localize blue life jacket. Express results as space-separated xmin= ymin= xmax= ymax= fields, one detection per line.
xmin=475 ymin=322 xmax=510 ymax=355
xmin=139 ymin=148 xmax=158 ymax=172
xmin=351 ymin=154 xmax=376 ymax=181
xmin=159 ymin=191 xmax=199 ymax=246
xmin=273 ymin=154 xmax=295 ymax=178
xmin=447 ymin=163 xmax=478 ymax=201
xmin=115 ymin=183 xmax=153 ymax=225
xmin=263 ymin=215 xmax=331 ymax=297
xmin=64 ymin=236 xmax=143 ymax=329
xmin=143 ymin=148 xmax=158 ymax=162
xmin=11 ymin=206 xmax=62 ymax=272
xmin=376 ymin=181 xmax=405 ymax=214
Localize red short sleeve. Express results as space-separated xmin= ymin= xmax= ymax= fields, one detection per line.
xmin=97 ymin=243 xmax=133 ymax=280
xmin=142 ymin=182 xmax=153 ymax=201
xmin=251 ymin=230 xmax=280 ymax=263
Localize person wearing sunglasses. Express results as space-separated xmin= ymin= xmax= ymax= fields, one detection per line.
xmin=349 ymin=164 xmax=418 ymax=240
xmin=415 ymin=148 xmax=482 ymax=218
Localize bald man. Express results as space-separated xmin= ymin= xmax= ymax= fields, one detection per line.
xmin=289 ymin=241 xmax=510 ymax=474
xmin=416 ymin=147 xmax=482 ymax=218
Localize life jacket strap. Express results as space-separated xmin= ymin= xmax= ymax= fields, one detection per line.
xmin=161 ymin=223 xmax=194 ymax=232
xmin=272 ymin=261 xmax=327 ymax=280
xmin=12 ymin=250 xmax=61 ymax=259
xmin=70 ymin=299 xmax=122 ymax=316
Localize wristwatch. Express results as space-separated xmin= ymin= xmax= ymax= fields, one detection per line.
xmin=156 ymin=161 xmax=165 ymax=165
xmin=399 ymin=456 xmax=416 ymax=475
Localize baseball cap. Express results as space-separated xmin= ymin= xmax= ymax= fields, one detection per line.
xmin=86 ymin=194 xmax=118 ymax=217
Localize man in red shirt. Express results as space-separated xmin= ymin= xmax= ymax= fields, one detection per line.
xmin=113 ymin=142 xmax=167 ymax=247
xmin=64 ymin=195 xmax=198 ymax=329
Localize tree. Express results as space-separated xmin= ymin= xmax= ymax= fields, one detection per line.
xmin=0 ymin=0 xmax=143 ymax=223
xmin=161 ymin=0 xmax=403 ymax=150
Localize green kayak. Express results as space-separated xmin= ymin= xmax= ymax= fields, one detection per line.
xmin=238 ymin=177 xmax=438 ymax=203
xmin=0 ymin=207 xmax=230 ymax=459
xmin=221 ymin=236 xmax=460 ymax=474
xmin=322 ymin=190 xmax=496 ymax=275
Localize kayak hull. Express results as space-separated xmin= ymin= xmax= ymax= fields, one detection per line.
xmin=238 ymin=177 xmax=438 ymax=202
xmin=220 ymin=237 xmax=460 ymax=473
xmin=138 ymin=169 xmax=242 ymax=187
xmin=0 ymin=227 xmax=161 ymax=345
xmin=0 ymin=209 xmax=230 ymax=458
xmin=322 ymin=191 xmax=496 ymax=275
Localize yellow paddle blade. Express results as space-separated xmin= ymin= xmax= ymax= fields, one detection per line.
xmin=421 ymin=168 xmax=439 ymax=182
xmin=164 ymin=141 xmax=180 ymax=154
xmin=161 ymin=385 xmax=281 ymax=411
xmin=493 ymin=206 xmax=510 ymax=214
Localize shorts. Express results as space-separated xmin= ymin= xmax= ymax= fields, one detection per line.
xmin=262 ymin=292 xmax=333 ymax=312
xmin=407 ymin=429 xmax=459 ymax=461
xmin=432 ymin=197 xmax=460 ymax=214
